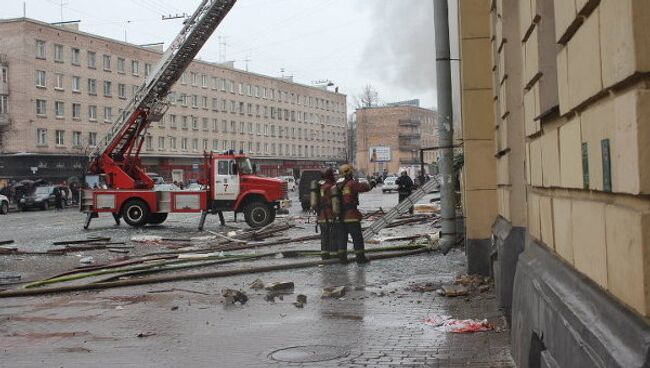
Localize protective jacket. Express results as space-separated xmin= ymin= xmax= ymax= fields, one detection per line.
xmin=317 ymin=179 xmax=336 ymax=223
xmin=396 ymin=175 xmax=414 ymax=196
xmin=341 ymin=179 xmax=372 ymax=222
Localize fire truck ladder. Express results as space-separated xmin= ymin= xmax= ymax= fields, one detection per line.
xmin=89 ymin=0 xmax=237 ymax=186
xmin=362 ymin=178 xmax=440 ymax=240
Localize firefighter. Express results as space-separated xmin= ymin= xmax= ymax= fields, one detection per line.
xmin=316 ymin=168 xmax=337 ymax=260
xmin=396 ymin=170 xmax=415 ymax=214
xmin=335 ymin=164 xmax=375 ymax=264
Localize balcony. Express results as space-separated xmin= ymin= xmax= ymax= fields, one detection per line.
xmin=399 ymin=132 xmax=421 ymax=139
xmin=399 ymin=119 xmax=421 ymax=127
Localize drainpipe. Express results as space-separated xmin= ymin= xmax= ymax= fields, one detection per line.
xmin=433 ymin=0 xmax=457 ymax=254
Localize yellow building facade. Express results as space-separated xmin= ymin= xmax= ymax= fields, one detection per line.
xmin=458 ymin=0 xmax=650 ymax=366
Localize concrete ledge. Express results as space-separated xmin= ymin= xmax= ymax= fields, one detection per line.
xmin=492 ymin=217 xmax=525 ymax=322
xmin=512 ymin=240 xmax=650 ymax=368
xmin=466 ymin=237 xmax=492 ymax=276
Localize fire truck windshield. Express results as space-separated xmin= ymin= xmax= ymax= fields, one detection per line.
xmin=237 ymin=158 xmax=254 ymax=175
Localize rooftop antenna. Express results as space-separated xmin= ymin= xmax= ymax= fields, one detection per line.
xmin=244 ymin=55 xmax=251 ymax=72
xmin=59 ymin=0 xmax=69 ymax=24
xmin=23 ymin=1 xmax=26 ymax=17
xmin=218 ymin=36 xmax=229 ymax=62
xmin=281 ymin=68 xmax=285 ymax=78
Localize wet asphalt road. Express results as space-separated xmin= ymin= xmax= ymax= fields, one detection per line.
xmin=0 ymin=187 xmax=512 ymax=367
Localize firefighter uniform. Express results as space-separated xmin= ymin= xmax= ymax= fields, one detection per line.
xmin=317 ymin=169 xmax=337 ymax=259
xmin=336 ymin=165 xmax=373 ymax=264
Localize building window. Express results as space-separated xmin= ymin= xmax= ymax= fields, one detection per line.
xmin=71 ymin=48 xmax=80 ymax=65
xmin=192 ymin=95 xmax=198 ymax=108
xmin=55 ymin=73 xmax=64 ymax=90
xmin=35 ymin=40 xmax=46 ymax=59
xmin=54 ymin=44 xmax=64 ymax=62
xmin=191 ymin=72 xmax=198 ymax=86
xmin=202 ymin=118 xmax=209 ymax=131
xmin=192 ymin=117 xmax=199 ymax=130
xmin=145 ymin=135 xmax=153 ymax=151
xmin=169 ymin=114 xmax=177 ymax=128
xmin=192 ymin=138 xmax=199 ymax=151
xmin=220 ymin=78 xmax=226 ymax=91
xmin=103 ymin=55 xmax=111 ymax=71
xmin=181 ymin=138 xmax=188 ymax=151
xmin=213 ymin=139 xmax=219 ymax=151
xmin=35 ymin=70 xmax=46 ymax=88
xmin=201 ymin=74 xmax=208 ymax=88
xmin=131 ymin=60 xmax=139 ymax=76
xmin=118 ymin=83 xmax=126 ymax=99
xmin=88 ymin=79 xmax=97 ymax=95
xmin=104 ymin=107 xmax=113 ymax=122
xmin=0 ymin=95 xmax=7 ymax=114
xmin=55 ymin=130 xmax=65 ymax=146
xmin=144 ymin=63 xmax=151 ymax=77
xmin=170 ymin=137 xmax=177 ymax=150
xmin=37 ymin=128 xmax=47 ymax=146
xmin=72 ymin=103 xmax=81 ymax=119
xmin=117 ymin=58 xmax=125 ymax=73
xmin=89 ymin=105 xmax=97 ymax=121
xmin=231 ymin=121 xmax=236 ymax=133
xmin=72 ymin=76 xmax=81 ymax=93
xmin=87 ymin=51 xmax=96 ymax=69
xmin=88 ymin=132 xmax=97 ymax=147
xmin=73 ymin=131 xmax=82 ymax=147
xmin=36 ymin=99 xmax=47 ymax=116
xmin=103 ymin=81 xmax=112 ymax=97
xmin=54 ymin=101 xmax=64 ymax=118
xmin=181 ymin=116 xmax=188 ymax=129
xmin=222 ymin=120 xmax=228 ymax=133
xmin=158 ymin=136 xmax=165 ymax=150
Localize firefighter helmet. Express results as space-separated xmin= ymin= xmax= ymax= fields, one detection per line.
xmin=339 ymin=164 xmax=354 ymax=177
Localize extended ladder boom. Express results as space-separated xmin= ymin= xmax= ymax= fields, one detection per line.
xmin=90 ymin=0 xmax=237 ymax=163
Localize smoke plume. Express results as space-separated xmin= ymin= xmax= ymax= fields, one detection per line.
xmin=359 ymin=0 xmax=436 ymax=98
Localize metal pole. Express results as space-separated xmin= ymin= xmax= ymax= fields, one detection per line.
xmin=433 ymin=0 xmax=457 ymax=254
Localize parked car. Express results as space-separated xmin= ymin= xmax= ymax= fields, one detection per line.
xmin=298 ymin=170 xmax=324 ymax=211
xmin=0 ymin=194 xmax=8 ymax=214
xmin=382 ymin=177 xmax=398 ymax=193
xmin=278 ymin=176 xmax=296 ymax=191
xmin=19 ymin=185 xmax=66 ymax=211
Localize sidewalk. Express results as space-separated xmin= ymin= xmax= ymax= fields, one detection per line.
xmin=1 ymin=250 xmax=514 ymax=367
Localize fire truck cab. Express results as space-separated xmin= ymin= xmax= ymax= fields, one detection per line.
xmin=81 ymin=152 xmax=290 ymax=230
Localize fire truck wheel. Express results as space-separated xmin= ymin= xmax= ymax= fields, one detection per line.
xmin=122 ymin=199 xmax=151 ymax=227
xmin=148 ymin=213 xmax=168 ymax=225
xmin=244 ymin=201 xmax=274 ymax=228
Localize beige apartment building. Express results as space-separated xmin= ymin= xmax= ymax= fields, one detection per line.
xmin=458 ymin=0 xmax=650 ymax=366
xmin=354 ymin=104 xmax=437 ymax=176
xmin=0 ymin=18 xmax=347 ymax=183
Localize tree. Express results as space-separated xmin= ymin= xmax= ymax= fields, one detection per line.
xmin=354 ymin=84 xmax=380 ymax=109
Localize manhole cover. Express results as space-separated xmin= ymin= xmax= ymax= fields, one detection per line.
xmin=269 ymin=345 xmax=350 ymax=363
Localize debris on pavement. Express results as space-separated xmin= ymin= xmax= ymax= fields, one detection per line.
xmin=0 ymin=272 xmax=21 ymax=283
xmin=222 ymin=288 xmax=248 ymax=305
xmin=79 ymin=256 xmax=95 ymax=265
xmin=321 ymin=286 xmax=346 ymax=299
xmin=136 ymin=332 xmax=157 ymax=338
xmin=406 ymin=282 xmax=441 ymax=293
xmin=249 ymin=279 xmax=265 ymax=290
xmin=413 ymin=203 xmax=440 ymax=215
xmin=52 ymin=237 xmax=111 ymax=246
xmin=148 ymin=288 xmax=210 ymax=296
xmin=296 ymin=294 xmax=307 ymax=304
xmin=438 ymin=285 xmax=469 ymax=297
xmin=424 ymin=315 xmax=496 ymax=333
xmin=264 ymin=281 xmax=295 ymax=292
xmin=0 ymin=240 xmax=15 ymax=246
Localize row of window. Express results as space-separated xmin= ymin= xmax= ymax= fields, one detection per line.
xmin=35 ymin=99 xmax=115 ymax=122
xmin=35 ymin=70 xmax=134 ymax=98
xmin=34 ymin=39 xmax=343 ymax=114
xmin=36 ymin=128 xmax=97 ymax=147
xmin=178 ymin=72 xmax=343 ymax=113
xmin=143 ymin=135 xmax=344 ymax=158
xmin=35 ymin=40 xmax=151 ymax=77
xmin=157 ymin=115 xmax=345 ymax=142
xmin=35 ymin=128 xmax=344 ymax=158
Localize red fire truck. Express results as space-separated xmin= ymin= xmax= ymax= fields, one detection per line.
xmin=80 ymin=0 xmax=290 ymax=230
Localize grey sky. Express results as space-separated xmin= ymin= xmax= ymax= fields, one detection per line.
xmin=1 ymin=0 xmax=460 ymax=111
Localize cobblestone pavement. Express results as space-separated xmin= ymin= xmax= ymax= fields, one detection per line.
xmin=0 ymin=189 xmax=514 ymax=367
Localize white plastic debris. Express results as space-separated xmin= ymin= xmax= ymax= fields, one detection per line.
xmin=424 ymin=315 xmax=495 ymax=333
xmin=131 ymin=235 xmax=163 ymax=243
xmin=79 ymin=256 xmax=94 ymax=264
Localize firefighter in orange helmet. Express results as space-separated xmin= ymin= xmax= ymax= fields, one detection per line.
xmin=335 ymin=164 xmax=375 ymax=264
